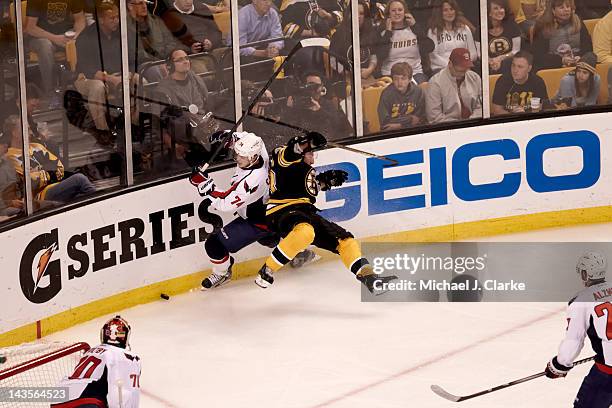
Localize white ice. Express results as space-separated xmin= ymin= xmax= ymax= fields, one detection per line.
xmin=46 ymin=222 xmax=612 ymax=408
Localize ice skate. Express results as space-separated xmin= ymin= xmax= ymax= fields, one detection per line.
xmin=289 ymin=249 xmax=320 ymax=268
xmin=356 ymin=265 xmax=398 ymax=295
xmin=255 ymin=264 xmax=274 ymax=288
xmin=202 ymin=257 xmax=234 ymax=289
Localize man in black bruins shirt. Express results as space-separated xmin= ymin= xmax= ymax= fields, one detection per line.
xmin=255 ymin=131 xmax=397 ymax=293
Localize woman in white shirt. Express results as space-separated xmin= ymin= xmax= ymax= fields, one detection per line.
xmin=427 ymin=0 xmax=477 ymax=73
xmin=378 ymin=0 xmax=434 ymax=83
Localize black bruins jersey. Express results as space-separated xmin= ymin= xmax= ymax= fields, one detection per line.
xmin=267 ymin=144 xmax=318 ymax=216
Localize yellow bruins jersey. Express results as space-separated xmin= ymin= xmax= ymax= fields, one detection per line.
xmin=267 ymin=144 xmax=318 ymax=216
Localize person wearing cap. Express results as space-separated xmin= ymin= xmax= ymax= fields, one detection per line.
xmin=491 ymin=50 xmax=548 ymax=115
xmin=553 ymin=52 xmax=601 ymax=107
xmin=425 ymin=47 xmax=482 ymax=123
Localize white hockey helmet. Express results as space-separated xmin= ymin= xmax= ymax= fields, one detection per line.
xmin=233 ymin=132 xmax=263 ymax=164
xmin=576 ymin=251 xmax=607 ymax=282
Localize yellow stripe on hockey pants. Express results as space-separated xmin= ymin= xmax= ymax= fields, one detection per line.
xmin=337 ymin=238 xmax=365 ymax=273
xmin=266 ymin=223 xmax=315 ymax=271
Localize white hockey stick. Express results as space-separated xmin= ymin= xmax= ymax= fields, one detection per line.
xmin=431 ymin=356 xmax=595 ymax=402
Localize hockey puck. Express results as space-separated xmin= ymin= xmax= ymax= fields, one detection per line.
xmin=160 ymin=293 xmax=170 ymax=300
xmin=0 ymin=355 xmax=6 ymax=364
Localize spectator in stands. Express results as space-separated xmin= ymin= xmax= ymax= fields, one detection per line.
xmin=168 ymin=0 xmax=222 ymax=54
xmin=285 ymin=71 xmax=353 ymax=139
xmin=487 ymin=0 xmax=521 ymax=75
xmin=127 ymin=0 xmax=177 ymax=80
xmin=521 ymin=0 xmax=547 ymax=25
xmin=234 ymin=0 xmax=284 ymax=59
xmin=593 ymin=8 xmax=612 ymax=63
xmin=378 ymin=0 xmax=434 ymax=82
xmin=425 ymin=47 xmax=482 ymax=122
xmin=378 ymin=62 xmax=426 ymax=130
xmin=532 ymin=0 xmax=593 ymax=70
xmin=2 ymin=115 xmax=96 ymax=203
xmin=281 ymin=0 xmax=342 ymax=71
xmin=492 ymin=51 xmax=548 ymax=115
xmin=0 ymin=84 xmax=58 ymax=154
xmin=74 ymin=0 xmax=126 ymax=144
xmin=427 ymin=0 xmax=477 ymax=74
xmin=0 ymin=136 xmax=21 ymax=219
xmin=157 ymin=49 xmax=213 ymax=170
xmin=330 ymin=0 xmax=380 ymax=85
xmin=25 ymin=0 xmax=87 ymax=95
xmin=575 ymin=0 xmax=612 ymax=19
xmin=553 ymin=52 xmax=601 ymax=107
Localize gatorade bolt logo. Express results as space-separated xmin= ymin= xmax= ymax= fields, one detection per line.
xmin=20 ymin=229 xmax=62 ymax=304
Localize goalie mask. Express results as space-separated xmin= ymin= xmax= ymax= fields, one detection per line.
xmin=100 ymin=315 xmax=131 ymax=349
xmin=576 ymin=251 xmax=607 ymax=283
xmin=233 ymin=132 xmax=263 ymax=168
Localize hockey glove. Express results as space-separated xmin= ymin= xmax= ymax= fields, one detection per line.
xmin=190 ymin=168 xmax=216 ymax=197
xmin=545 ymin=357 xmax=572 ymax=379
xmin=316 ymin=170 xmax=348 ymax=191
xmin=209 ymin=130 xmax=232 ymax=147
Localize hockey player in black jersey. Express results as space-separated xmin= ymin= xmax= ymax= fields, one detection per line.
xmin=254 ymin=131 xmax=397 ymax=293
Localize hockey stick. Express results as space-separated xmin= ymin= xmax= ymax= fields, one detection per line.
xmin=196 ymin=37 xmax=331 ymax=173
xmin=430 ymin=355 xmax=595 ymax=402
xmin=326 ymin=142 xmax=398 ymax=165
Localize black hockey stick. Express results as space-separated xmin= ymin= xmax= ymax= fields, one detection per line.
xmin=430 ymin=355 xmax=595 ymax=402
xmin=196 ymin=37 xmax=331 ymax=173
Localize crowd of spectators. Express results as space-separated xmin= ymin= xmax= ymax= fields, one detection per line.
xmin=0 ymin=0 xmax=611 ymax=224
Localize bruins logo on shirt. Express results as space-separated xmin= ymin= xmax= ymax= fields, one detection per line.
xmin=47 ymin=2 xmax=69 ymax=25
xmin=489 ymin=37 xmax=511 ymax=56
xmin=305 ymin=168 xmax=318 ymax=196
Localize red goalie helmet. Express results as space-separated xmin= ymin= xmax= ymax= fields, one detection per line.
xmin=100 ymin=315 xmax=131 ymax=349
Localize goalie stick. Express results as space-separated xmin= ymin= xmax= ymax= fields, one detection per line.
xmin=430 ymin=355 xmax=595 ymax=402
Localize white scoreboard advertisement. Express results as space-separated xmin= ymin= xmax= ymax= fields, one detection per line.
xmin=1 ymin=112 xmax=611 ymax=339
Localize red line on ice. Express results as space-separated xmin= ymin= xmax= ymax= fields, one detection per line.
xmin=309 ymin=307 xmax=565 ymax=408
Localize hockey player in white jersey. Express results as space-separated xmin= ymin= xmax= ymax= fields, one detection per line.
xmin=52 ymin=316 xmax=141 ymax=408
xmin=545 ymin=251 xmax=612 ymax=408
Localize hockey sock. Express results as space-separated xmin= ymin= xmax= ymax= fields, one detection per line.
xmin=266 ymin=223 xmax=315 ymax=271
xmin=337 ymin=238 xmax=369 ymax=275
xmin=210 ymin=254 xmax=231 ymax=275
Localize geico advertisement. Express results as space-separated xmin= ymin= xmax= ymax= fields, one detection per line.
xmin=314 ymin=113 xmax=610 ymax=237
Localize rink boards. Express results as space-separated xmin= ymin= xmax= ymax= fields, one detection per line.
xmin=1 ymin=112 xmax=611 ymax=345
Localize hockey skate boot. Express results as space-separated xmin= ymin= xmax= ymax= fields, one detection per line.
xmin=255 ymin=264 xmax=274 ymax=288
xmin=202 ymin=257 xmax=234 ymax=289
xmin=356 ymin=265 xmax=398 ymax=295
xmin=289 ymin=249 xmax=320 ymax=268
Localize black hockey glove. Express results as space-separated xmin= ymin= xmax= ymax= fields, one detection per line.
xmin=209 ymin=130 xmax=231 ymax=146
xmin=292 ymin=131 xmax=327 ymax=154
xmin=545 ymin=357 xmax=572 ymax=379
xmin=32 ymin=150 xmax=59 ymax=182
xmin=316 ymin=170 xmax=348 ymax=191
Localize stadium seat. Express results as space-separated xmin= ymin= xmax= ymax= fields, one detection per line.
xmin=537 ymin=67 xmax=573 ymax=98
xmin=583 ymin=18 xmax=600 ymax=38
xmin=213 ymin=11 xmax=230 ymax=39
xmin=362 ymin=83 xmax=388 ymax=133
xmin=489 ymin=74 xmax=501 ymax=111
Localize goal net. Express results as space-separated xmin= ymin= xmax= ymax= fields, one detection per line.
xmin=0 ymin=342 xmax=90 ymax=407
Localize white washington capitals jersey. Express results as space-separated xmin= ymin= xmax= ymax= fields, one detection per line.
xmin=557 ymin=281 xmax=612 ymax=368
xmin=58 ymin=344 xmax=141 ymax=408
xmin=209 ymin=144 xmax=269 ymax=224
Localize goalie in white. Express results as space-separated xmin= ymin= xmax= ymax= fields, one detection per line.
xmin=52 ymin=316 xmax=141 ymax=408
xmin=190 ymin=131 xmax=316 ymax=289
xmin=545 ymin=251 xmax=612 ymax=408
